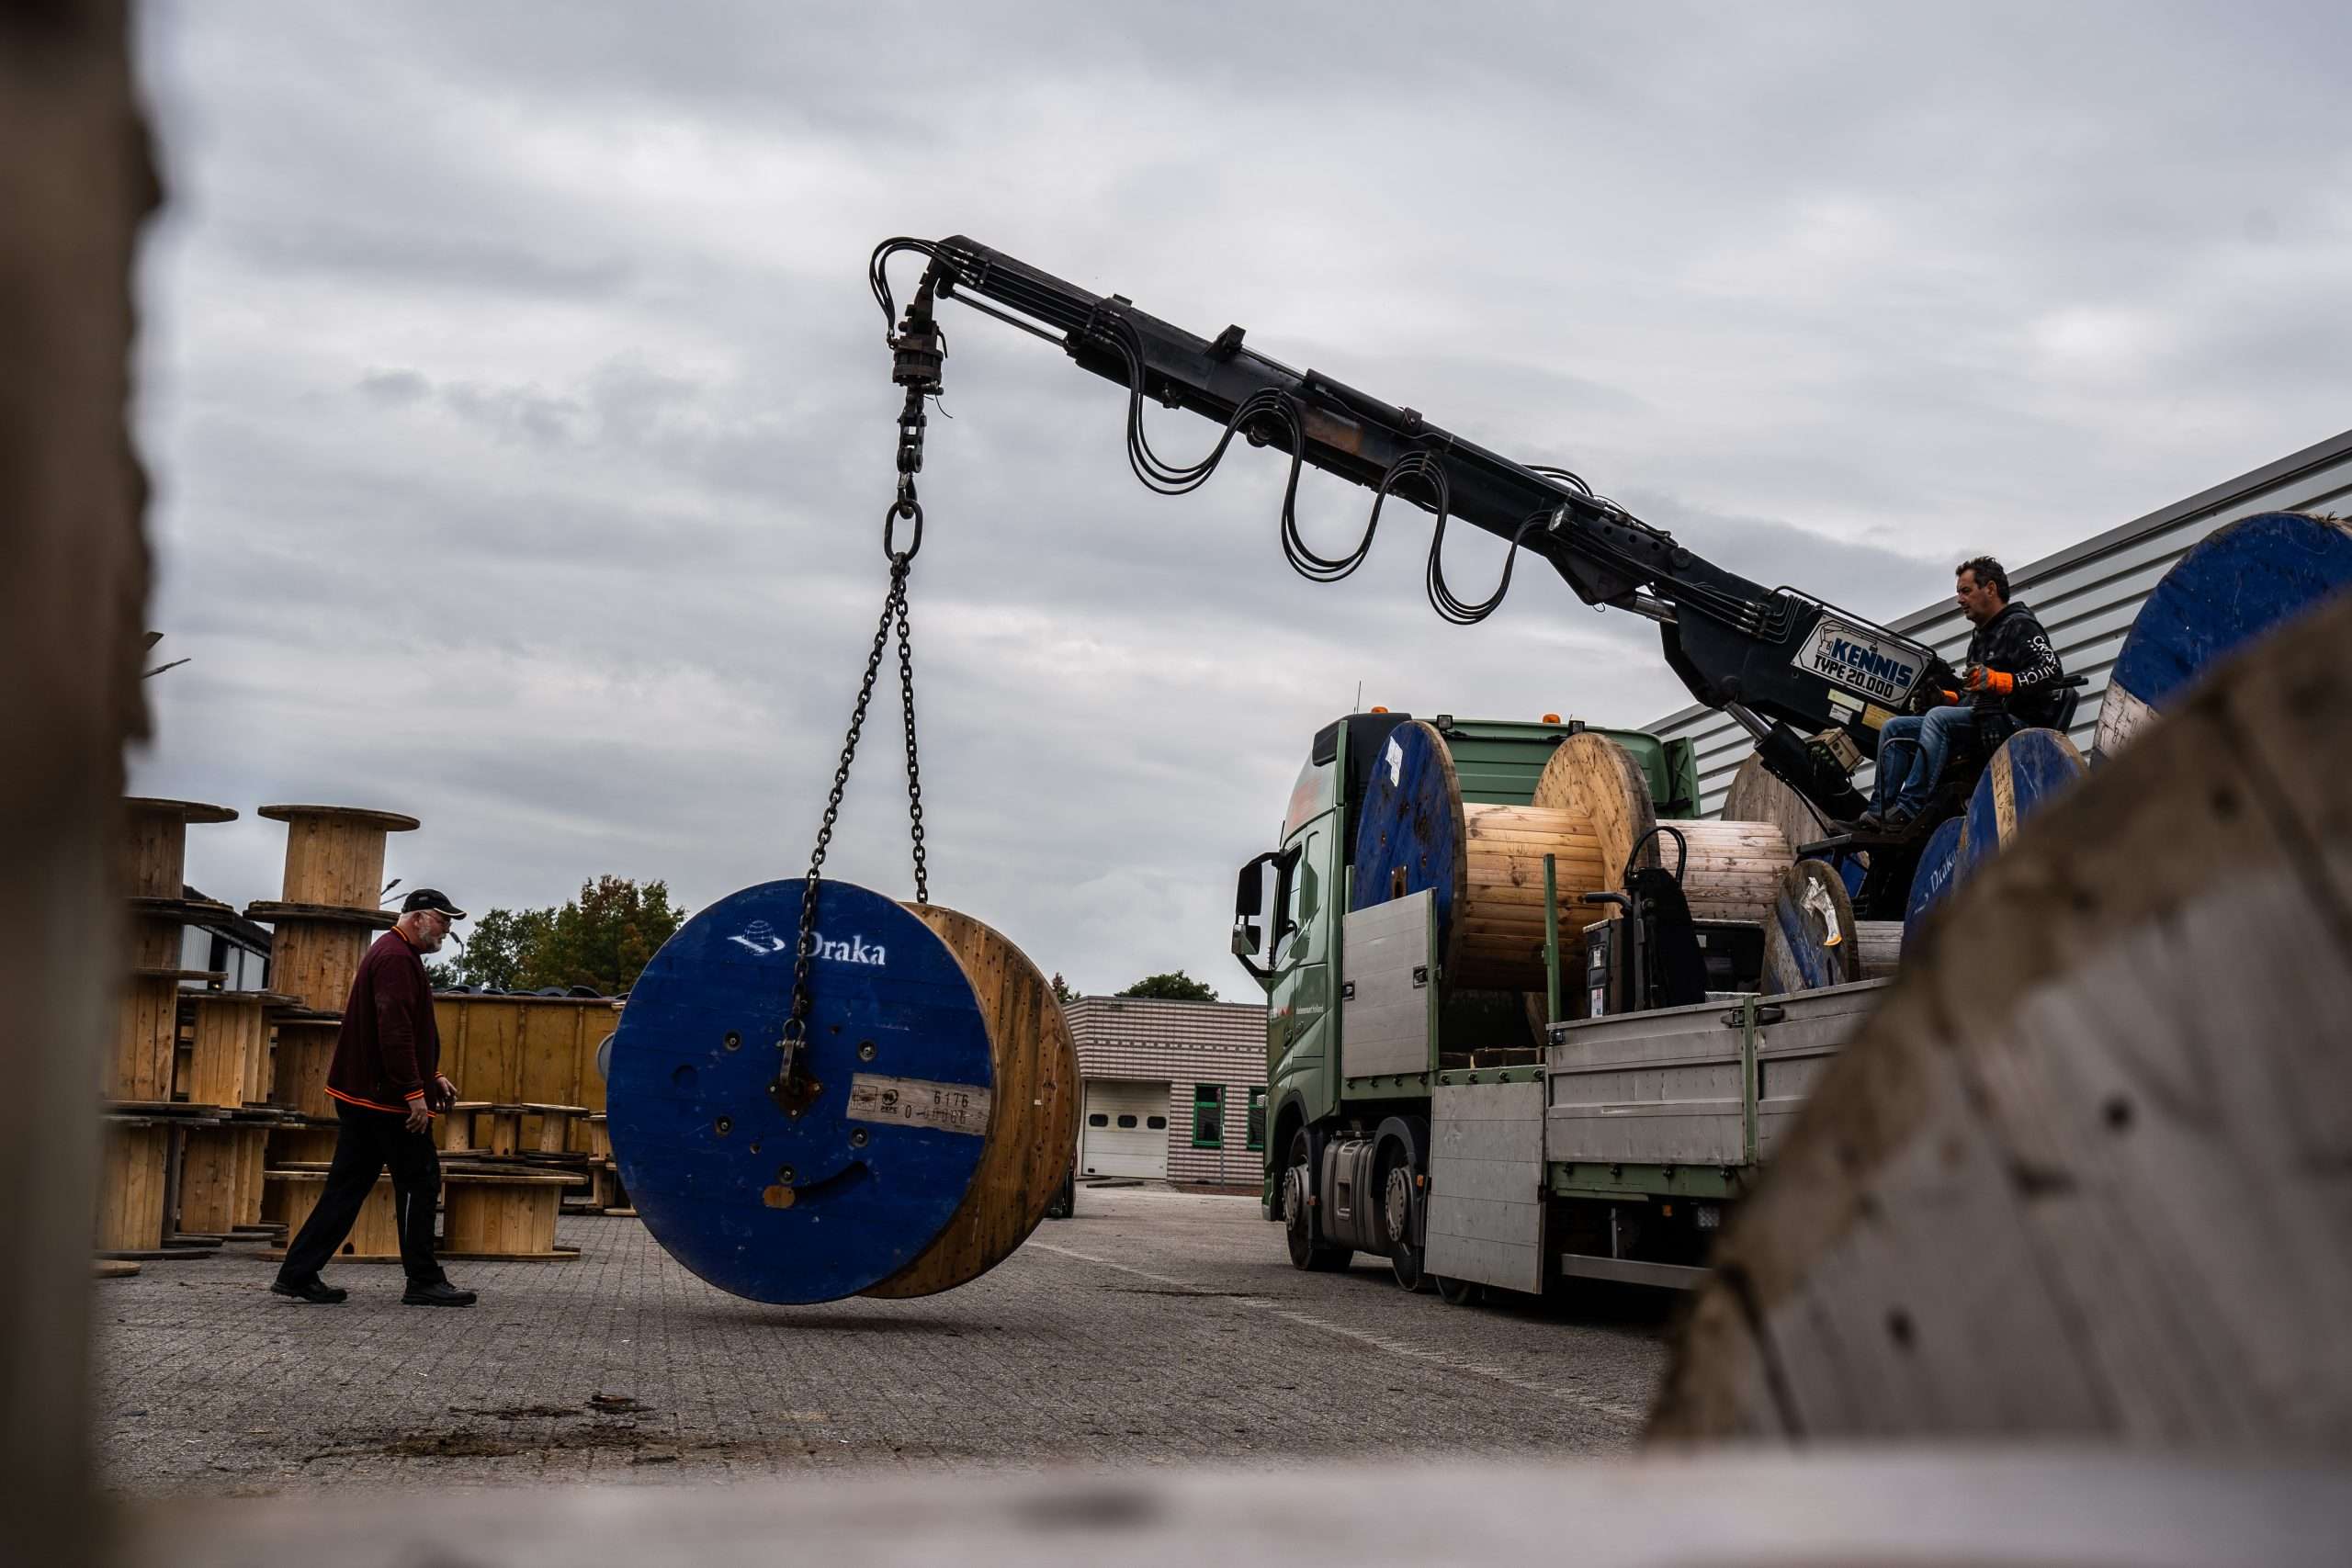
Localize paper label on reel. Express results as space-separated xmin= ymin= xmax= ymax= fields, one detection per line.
xmin=846 ymin=1074 xmax=992 ymax=1136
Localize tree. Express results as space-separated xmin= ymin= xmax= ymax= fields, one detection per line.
xmin=530 ymin=875 xmax=687 ymax=995
xmin=1049 ymin=972 xmax=1077 ymax=1003
xmin=429 ymin=906 xmax=552 ymax=991
xmin=424 ymin=877 xmax=685 ymax=996
xmin=1115 ymin=969 xmax=1217 ymax=1002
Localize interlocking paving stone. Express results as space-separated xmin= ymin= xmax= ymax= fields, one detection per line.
xmin=92 ymin=1185 xmax=1670 ymax=1495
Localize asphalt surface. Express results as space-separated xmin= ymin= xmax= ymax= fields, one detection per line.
xmin=92 ymin=1184 xmax=1673 ymax=1495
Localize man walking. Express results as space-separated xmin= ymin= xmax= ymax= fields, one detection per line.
xmin=1858 ymin=557 xmax=2064 ymax=830
xmin=271 ymin=888 xmax=477 ymax=1306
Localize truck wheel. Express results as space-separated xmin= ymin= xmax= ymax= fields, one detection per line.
xmin=1435 ymin=1275 xmax=1482 ymax=1307
xmin=1283 ymin=1131 xmax=1352 ymax=1272
xmin=1381 ymin=1153 xmax=1423 ymax=1292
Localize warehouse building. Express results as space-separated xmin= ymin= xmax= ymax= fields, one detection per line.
xmin=1063 ymin=995 xmax=1268 ymax=1188
xmin=1648 ymin=428 xmax=2352 ymax=813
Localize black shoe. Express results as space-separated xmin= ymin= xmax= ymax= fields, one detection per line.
xmin=1849 ymin=809 xmax=1886 ymax=832
xmin=402 ymin=1280 xmax=477 ymax=1307
xmin=1884 ymin=807 xmax=1920 ymax=834
xmin=270 ymin=1277 xmax=348 ymax=1304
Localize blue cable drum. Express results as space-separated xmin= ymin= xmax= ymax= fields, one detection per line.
xmin=605 ymin=879 xmax=994 ymax=1305
xmin=1351 ymin=719 xmax=1467 ymax=965
xmin=1959 ymin=728 xmax=2088 ymax=877
xmin=1903 ymin=817 xmax=1966 ymax=947
xmin=2096 ymin=511 xmax=2352 ymax=761
xmin=1760 ymin=860 xmax=1860 ymax=996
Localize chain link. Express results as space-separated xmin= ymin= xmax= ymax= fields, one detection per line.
xmin=776 ymin=529 xmax=930 ymax=1099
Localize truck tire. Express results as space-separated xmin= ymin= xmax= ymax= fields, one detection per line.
xmin=1378 ymin=1145 xmax=1424 ymax=1291
xmin=1435 ymin=1275 xmax=1482 ymax=1307
xmin=1283 ymin=1130 xmax=1351 ymax=1272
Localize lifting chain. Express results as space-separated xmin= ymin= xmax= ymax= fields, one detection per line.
xmin=774 ymin=284 xmax=945 ymax=1110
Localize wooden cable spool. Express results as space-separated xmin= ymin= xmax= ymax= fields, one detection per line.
xmin=2095 ymin=509 xmax=2352 ymax=761
xmin=1852 ymin=921 xmax=1904 ymax=982
xmin=246 ymin=903 xmax=395 ymax=1012
xmin=1652 ymin=587 xmax=2352 ymax=1446
xmin=257 ymin=803 xmax=420 ymax=910
xmin=863 ymin=903 xmax=1080 ymax=1300
xmin=1351 ymin=725 xmax=1797 ymax=998
xmin=440 ymin=1172 xmax=581 ymax=1260
xmin=1723 ymin=751 xmax=1867 ymax=899
xmin=181 ymin=990 xmax=266 ymax=1110
xmin=266 ymin=1018 xmax=341 ymax=1118
xmin=109 ymin=974 xmax=183 ymax=1103
xmin=1957 ymin=728 xmax=2087 ymax=877
xmin=1902 ymin=816 xmax=1965 ymax=946
xmin=95 ymin=1117 xmax=172 ymax=1256
xmin=121 ymin=797 xmax=235 ymax=899
xmin=610 ymin=879 xmax=1003 ymax=1304
xmin=260 ymin=1171 xmax=401 ymax=1261
xmin=1532 ymin=733 xmax=1796 ymax=924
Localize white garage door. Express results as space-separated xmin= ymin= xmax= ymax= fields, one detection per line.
xmin=1080 ymin=1080 xmax=1169 ymax=1179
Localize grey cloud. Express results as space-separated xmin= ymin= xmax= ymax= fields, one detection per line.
xmin=357 ymin=368 xmax=431 ymax=406
xmin=231 ymin=222 xmax=636 ymax=300
xmin=129 ymin=1 xmax=2352 ymax=994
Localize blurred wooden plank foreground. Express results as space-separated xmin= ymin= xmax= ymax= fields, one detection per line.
xmin=1 ymin=5 xmax=158 ymax=1568
xmin=119 ymin=1453 xmax=2352 ymax=1568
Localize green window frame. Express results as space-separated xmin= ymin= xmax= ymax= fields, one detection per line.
xmin=1245 ymin=1087 xmax=1267 ymax=1152
xmin=1191 ymin=1084 xmax=1225 ymax=1149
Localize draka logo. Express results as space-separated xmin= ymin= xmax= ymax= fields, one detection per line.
xmin=728 ymin=919 xmax=888 ymax=965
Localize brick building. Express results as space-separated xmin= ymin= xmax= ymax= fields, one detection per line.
xmin=1063 ymin=995 xmax=1268 ymax=1188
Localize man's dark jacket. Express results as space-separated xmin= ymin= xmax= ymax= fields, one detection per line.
xmin=1965 ymin=599 xmax=2065 ymax=724
xmin=325 ymin=929 xmax=443 ymax=1112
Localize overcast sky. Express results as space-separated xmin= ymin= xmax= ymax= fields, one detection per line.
xmin=128 ymin=2 xmax=2350 ymax=996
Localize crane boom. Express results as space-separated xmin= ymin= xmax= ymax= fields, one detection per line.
xmin=880 ymin=234 xmax=1957 ymax=825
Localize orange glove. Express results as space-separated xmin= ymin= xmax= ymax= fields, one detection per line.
xmin=1965 ymin=667 xmax=2014 ymax=695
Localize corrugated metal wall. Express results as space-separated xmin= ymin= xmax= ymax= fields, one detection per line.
xmin=1649 ymin=428 xmax=2352 ymax=816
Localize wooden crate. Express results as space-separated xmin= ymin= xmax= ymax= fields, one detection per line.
xmin=433 ymin=995 xmax=618 ymax=1155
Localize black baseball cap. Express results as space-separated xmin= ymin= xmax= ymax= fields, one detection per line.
xmin=401 ymin=888 xmax=467 ymax=919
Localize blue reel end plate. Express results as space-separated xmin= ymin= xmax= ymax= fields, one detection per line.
xmin=607 ymin=879 xmax=994 ymax=1305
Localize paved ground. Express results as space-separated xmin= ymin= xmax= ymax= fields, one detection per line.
xmin=93 ymin=1185 xmax=1673 ymax=1495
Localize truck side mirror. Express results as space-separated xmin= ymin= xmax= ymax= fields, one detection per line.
xmin=1231 ymin=850 xmax=1284 ymax=983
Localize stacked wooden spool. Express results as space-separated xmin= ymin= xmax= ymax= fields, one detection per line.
xmin=171 ymin=988 xmax=291 ymax=1245
xmin=100 ymin=799 xmax=239 ymax=1263
xmin=1349 ymin=725 xmax=1795 ymax=1013
xmin=244 ymin=804 xmax=413 ymax=1263
xmin=605 ymin=879 xmax=1079 ymax=1305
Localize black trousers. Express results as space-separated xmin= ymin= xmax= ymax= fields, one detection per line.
xmin=277 ymin=1101 xmax=446 ymax=1286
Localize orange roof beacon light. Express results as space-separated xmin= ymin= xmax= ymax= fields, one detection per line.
xmin=1541 ymin=713 xmax=1562 ymax=724
xmin=1369 ymin=705 xmax=1390 ymax=714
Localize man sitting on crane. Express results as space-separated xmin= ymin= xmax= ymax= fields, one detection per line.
xmin=1854 ymin=556 xmax=2065 ymax=831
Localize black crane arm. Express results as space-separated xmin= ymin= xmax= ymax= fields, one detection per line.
xmin=878 ymin=235 xmax=1955 ymax=822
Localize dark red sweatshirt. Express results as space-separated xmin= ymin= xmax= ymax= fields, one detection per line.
xmin=325 ymin=929 xmax=442 ymax=1113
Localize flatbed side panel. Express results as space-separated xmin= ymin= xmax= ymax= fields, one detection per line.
xmin=1545 ymin=998 xmax=1748 ymax=1168
xmin=1545 ymin=981 xmax=1892 ymax=1168
xmin=1424 ymin=1080 xmax=1544 ymax=1293
xmin=1754 ymin=980 xmax=1887 ymax=1159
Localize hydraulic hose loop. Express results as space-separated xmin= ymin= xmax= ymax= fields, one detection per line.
xmin=884 ymin=498 xmax=924 ymax=563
